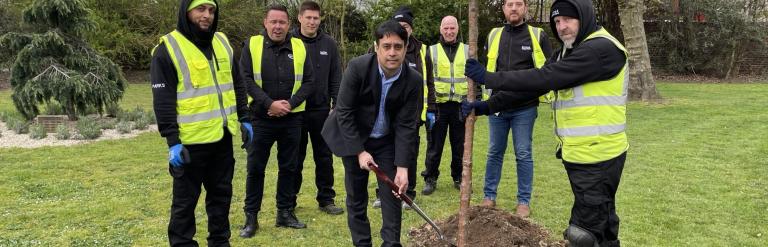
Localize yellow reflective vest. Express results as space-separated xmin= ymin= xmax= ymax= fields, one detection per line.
xmin=484 ymin=25 xmax=553 ymax=103
xmin=429 ymin=42 xmax=469 ymax=103
xmin=157 ymin=30 xmax=239 ymax=145
xmin=554 ymin=28 xmax=629 ymax=164
xmin=418 ymin=44 xmax=428 ymax=121
xmin=248 ymin=35 xmax=308 ymax=112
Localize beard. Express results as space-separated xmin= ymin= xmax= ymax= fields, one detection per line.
xmin=562 ymin=38 xmax=575 ymax=49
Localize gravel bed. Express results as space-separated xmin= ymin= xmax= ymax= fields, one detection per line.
xmin=0 ymin=122 xmax=158 ymax=149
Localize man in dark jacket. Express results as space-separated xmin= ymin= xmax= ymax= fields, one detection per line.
xmin=290 ymin=0 xmax=344 ymax=216
xmin=237 ymin=4 xmax=315 ymax=238
xmin=464 ymin=0 xmax=628 ymax=246
xmin=475 ymin=0 xmax=553 ymax=218
xmin=321 ymin=20 xmax=420 ymax=247
xmin=150 ymin=0 xmax=250 ymax=245
xmin=373 ymin=5 xmax=435 ymax=209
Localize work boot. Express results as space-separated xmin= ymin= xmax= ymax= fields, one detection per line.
xmin=480 ymin=198 xmax=496 ymax=208
xmin=453 ymin=180 xmax=461 ymax=190
xmin=275 ymin=209 xmax=307 ymax=229
xmin=516 ymin=204 xmax=530 ymax=218
xmin=319 ymin=203 xmax=344 ymax=215
xmin=372 ymin=197 xmax=381 ymax=209
xmin=239 ymin=212 xmax=258 ymax=238
xmin=421 ymin=178 xmax=437 ymax=195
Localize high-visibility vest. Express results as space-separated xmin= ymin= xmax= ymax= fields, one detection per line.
xmin=157 ymin=30 xmax=239 ymax=144
xmin=429 ymin=42 xmax=469 ymax=103
xmin=483 ymin=25 xmax=553 ymax=103
xmin=418 ymin=44 xmax=428 ymax=121
xmin=553 ymin=28 xmax=629 ymax=164
xmin=248 ymin=35 xmax=307 ymax=112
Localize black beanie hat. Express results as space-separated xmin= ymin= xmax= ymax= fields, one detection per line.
xmin=392 ymin=6 xmax=414 ymax=27
xmin=551 ymin=1 xmax=579 ymax=19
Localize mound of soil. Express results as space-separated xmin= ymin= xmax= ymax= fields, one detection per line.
xmin=408 ymin=206 xmax=566 ymax=247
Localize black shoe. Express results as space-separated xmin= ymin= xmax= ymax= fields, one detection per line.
xmin=319 ymin=203 xmax=344 ymax=215
xmin=239 ymin=212 xmax=258 ymax=238
xmin=453 ymin=180 xmax=461 ymax=189
xmin=275 ymin=209 xmax=307 ymax=229
xmin=422 ymin=178 xmax=437 ymax=195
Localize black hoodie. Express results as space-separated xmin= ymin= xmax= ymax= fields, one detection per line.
xmin=150 ymin=0 xmax=249 ymax=147
xmin=484 ymin=0 xmax=626 ymax=113
xmin=290 ymin=28 xmax=341 ymax=111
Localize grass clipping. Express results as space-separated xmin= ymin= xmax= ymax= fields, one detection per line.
xmin=408 ymin=206 xmax=566 ymax=247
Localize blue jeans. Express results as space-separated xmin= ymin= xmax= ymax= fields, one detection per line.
xmin=483 ymin=106 xmax=538 ymax=205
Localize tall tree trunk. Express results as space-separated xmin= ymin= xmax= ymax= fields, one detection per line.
xmin=617 ymin=0 xmax=661 ymax=102
xmin=596 ymin=0 xmax=624 ymax=43
xmin=458 ymin=0 xmax=478 ymax=246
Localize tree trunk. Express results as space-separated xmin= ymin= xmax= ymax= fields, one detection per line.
xmin=458 ymin=0 xmax=478 ymax=246
xmin=617 ymin=0 xmax=661 ymax=102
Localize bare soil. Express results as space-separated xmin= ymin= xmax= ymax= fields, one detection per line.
xmin=408 ymin=206 xmax=567 ymax=247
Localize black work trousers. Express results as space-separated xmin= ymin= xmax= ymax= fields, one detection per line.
xmin=343 ymin=135 xmax=403 ymax=247
xmin=244 ymin=121 xmax=302 ymax=213
xmin=422 ymin=102 xmax=464 ymax=182
xmin=375 ymin=124 xmax=420 ymax=201
xmin=563 ymin=151 xmax=626 ymax=246
xmin=168 ymin=130 xmax=234 ymax=247
xmin=297 ymin=110 xmax=337 ymax=206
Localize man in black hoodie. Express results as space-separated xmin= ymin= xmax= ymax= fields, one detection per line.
xmin=151 ymin=0 xmax=250 ymax=245
xmin=464 ymin=0 xmax=628 ymax=246
xmin=290 ymin=0 xmax=344 ymax=216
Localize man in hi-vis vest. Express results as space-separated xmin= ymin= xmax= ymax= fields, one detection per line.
xmin=476 ymin=0 xmax=553 ymax=218
xmin=150 ymin=0 xmax=250 ymax=245
xmin=237 ymin=4 xmax=315 ymax=238
xmin=464 ymin=0 xmax=628 ymax=245
xmin=421 ymin=16 xmax=479 ymax=195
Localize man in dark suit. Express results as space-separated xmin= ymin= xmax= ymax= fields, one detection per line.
xmin=322 ymin=20 xmax=421 ymax=247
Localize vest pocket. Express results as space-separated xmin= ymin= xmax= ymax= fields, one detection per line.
xmin=189 ymin=60 xmax=211 ymax=88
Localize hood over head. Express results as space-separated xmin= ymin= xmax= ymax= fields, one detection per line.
xmin=176 ymin=0 xmax=220 ymax=49
xmin=549 ymin=0 xmax=599 ymax=47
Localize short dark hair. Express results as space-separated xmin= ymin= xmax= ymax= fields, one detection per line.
xmin=266 ymin=4 xmax=289 ymax=17
xmin=299 ymin=1 xmax=322 ymax=15
xmin=374 ymin=20 xmax=408 ymax=44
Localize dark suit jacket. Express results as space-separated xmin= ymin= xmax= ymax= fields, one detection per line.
xmin=322 ymin=53 xmax=421 ymax=167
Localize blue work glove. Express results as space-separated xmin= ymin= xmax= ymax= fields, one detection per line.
xmin=464 ymin=59 xmax=486 ymax=85
xmin=460 ymin=100 xmax=490 ymax=119
xmin=168 ymin=144 xmax=190 ymax=167
xmin=240 ymin=121 xmax=254 ymax=149
xmin=426 ymin=111 xmax=436 ymax=130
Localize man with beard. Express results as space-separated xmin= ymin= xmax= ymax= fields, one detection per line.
xmin=290 ymin=0 xmax=344 ymax=216
xmin=237 ymin=4 xmax=315 ymax=238
xmin=476 ymin=0 xmax=552 ymax=219
xmin=151 ymin=0 xmax=250 ymax=245
xmin=464 ymin=0 xmax=628 ymax=245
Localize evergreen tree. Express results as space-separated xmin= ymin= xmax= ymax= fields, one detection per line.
xmin=0 ymin=0 xmax=125 ymax=120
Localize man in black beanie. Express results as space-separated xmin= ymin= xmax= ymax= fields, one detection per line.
xmin=464 ymin=0 xmax=629 ymax=246
xmin=371 ymin=5 xmax=436 ymax=210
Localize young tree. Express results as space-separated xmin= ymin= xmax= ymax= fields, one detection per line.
xmin=0 ymin=0 xmax=125 ymax=120
xmin=617 ymin=0 xmax=661 ymax=101
xmin=458 ymin=0 xmax=479 ymax=246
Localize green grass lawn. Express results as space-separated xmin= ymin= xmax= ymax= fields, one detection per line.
xmin=1 ymin=82 xmax=766 ymax=246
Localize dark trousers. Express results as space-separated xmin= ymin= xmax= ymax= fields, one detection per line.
xmin=244 ymin=122 xmax=302 ymax=213
xmin=168 ymin=130 xmax=234 ymax=247
xmin=343 ymin=136 xmax=403 ymax=247
xmin=563 ymin=152 xmax=626 ymax=245
xmin=297 ymin=110 xmax=336 ymax=206
xmin=375 ymin=128 xmax=419 ymax=201
xmin=422 ymin=102 xmax=464 ymax=182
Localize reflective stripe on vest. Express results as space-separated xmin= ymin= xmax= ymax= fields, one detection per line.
xmin=483 ymin=25 xmax=550 ymax=103
xmin=248 ymin=35 xmax=307 ymax=112
xmin=553 ymin=28 xmax=629 ymax=164
xmin=419 ymin=44 xmax=428 ymax=121
xmin=160 ymin=30 xmax=239 ymax=144
xmin=430 ymin=43 xmax=469 ymax=103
